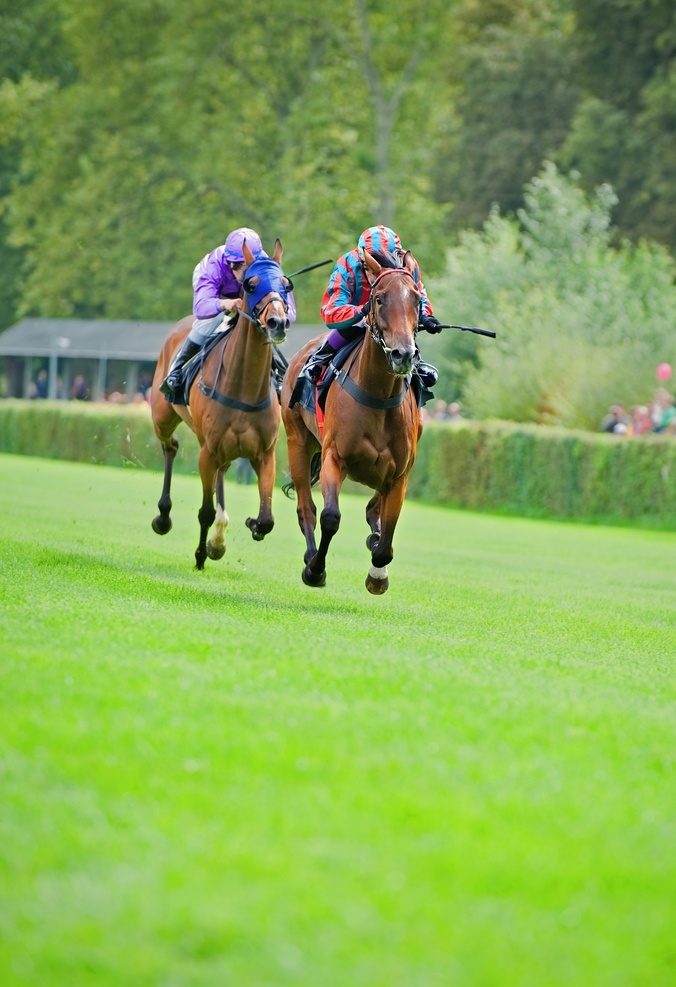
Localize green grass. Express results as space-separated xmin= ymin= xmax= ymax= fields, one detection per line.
xmin=0 ymin=453 xmax=674 ymax=986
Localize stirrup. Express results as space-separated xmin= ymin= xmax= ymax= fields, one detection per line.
xmin=415 ymin=362 xmax=439 ymax=388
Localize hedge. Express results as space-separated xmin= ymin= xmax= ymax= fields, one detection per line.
xmin=1 ymin=400 xmax=676 ymax=528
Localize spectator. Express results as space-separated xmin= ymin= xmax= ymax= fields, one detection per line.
xmin=431 ymin=399 xmax=450 ymax=420
xmin=649 ymin=388 xmax=676 ymax=433
xmin=31 ymin=368 xmax=48 ymax=399
xmin=600 ymin=403 xmax=630 ymax=434
xmin=71 ymin=375 xmax=91 ymax=401
xmin=630 ymin=405 xmax=652 ymax=436
xmin=448 ymin=401 xmax=463 ymax=421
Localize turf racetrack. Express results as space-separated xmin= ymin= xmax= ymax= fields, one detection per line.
xmin=1 ymin=453 xmax=674 ymax=986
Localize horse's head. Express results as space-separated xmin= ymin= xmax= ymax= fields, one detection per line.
xmin=363 ymin=249 xmax=420 ymax=375
xmin=241 ymin=238 xmax=292 ymax=344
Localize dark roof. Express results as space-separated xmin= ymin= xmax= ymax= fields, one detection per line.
xmin=0 ymin=318 xmax=324 ymax=361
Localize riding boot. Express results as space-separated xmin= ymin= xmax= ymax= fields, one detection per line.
xmin=160 ymin=337 xmax=202 ymax=400
xmin=415 ymin=360 xmax=439 ymax=388
xmin=302 ymin=338 xmax=338 ymax=384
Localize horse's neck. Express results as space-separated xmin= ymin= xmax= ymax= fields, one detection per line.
xmin=218 ymin=314 xmax=271 ymax=396
xmin=354 ymin=332 xmax=405 ymax=399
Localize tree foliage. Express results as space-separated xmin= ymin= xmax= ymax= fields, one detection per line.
xmin=428 ymin=164 xmax=676 ymax=428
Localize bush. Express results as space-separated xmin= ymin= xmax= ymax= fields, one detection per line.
xmin=2 ymin=401 xmax=676 ymax=528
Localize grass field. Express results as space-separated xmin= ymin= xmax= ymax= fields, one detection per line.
xmin=0 ymin=452 xmax=674 ymax=986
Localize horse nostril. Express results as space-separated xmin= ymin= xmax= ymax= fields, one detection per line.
xmin=392 ymin=347 xmax=415 ymax=366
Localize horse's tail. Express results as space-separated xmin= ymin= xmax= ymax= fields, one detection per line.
xmin=282 ymin=451 xmax=321 ymax=499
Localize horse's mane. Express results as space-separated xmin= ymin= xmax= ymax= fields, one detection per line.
xmin=369 ymin=248 xmax=403 ymax=270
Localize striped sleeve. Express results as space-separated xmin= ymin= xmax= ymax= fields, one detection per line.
xmin=320 ymin=253 xmax=371 ymax=329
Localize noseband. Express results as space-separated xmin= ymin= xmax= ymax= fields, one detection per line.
xmin=240 ymin=292 xmax=289 ymax=340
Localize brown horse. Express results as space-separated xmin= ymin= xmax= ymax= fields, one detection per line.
xmin=281 ymin=250 xmax=422 ymax=595
xmin=151 ymin=238 xmax=291 ymax=569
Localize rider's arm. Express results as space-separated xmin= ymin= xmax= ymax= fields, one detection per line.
xmin=320 ymin=255 xmax=370 ymax=329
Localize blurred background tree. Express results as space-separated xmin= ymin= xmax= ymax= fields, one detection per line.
xmin=1 ymin=0 xmax=675 ymax=428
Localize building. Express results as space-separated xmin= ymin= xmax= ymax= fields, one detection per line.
xmin=0 ymin=318 xmax=322 ymax=400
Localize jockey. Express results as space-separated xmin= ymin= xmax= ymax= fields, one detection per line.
xmin=161 ymin=226 xmax=297 ymax=402
xmin=301 ymin=225 xmax=442 ymax=386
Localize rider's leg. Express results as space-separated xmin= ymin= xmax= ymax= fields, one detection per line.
xmin=414 ymin=357 xmax=439 ymax=388
xmin=302 ymin=326 xmax=360 ymax=383
xmin=160 ymin=314 xmax=224 ymax=400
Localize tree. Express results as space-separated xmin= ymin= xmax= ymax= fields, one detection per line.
xmin=1 ymin=0 xmax=457 ymax=326
xmin=559 ymin=0 xmax=676 ymax=248
xmin=428 ymin=164 xmax=676 ymax=428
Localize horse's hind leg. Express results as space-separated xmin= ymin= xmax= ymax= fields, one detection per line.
xmin=206 ymin=466 xmax=229 ymax=561
xmin=152 ymin=437 xmax=179 ymax=535
xmin=365 ymin=493 xmax=382 ymax=552
xmin=365 ymin=476 xmax=407 ymax=596
xmin=245 ymin=448 xmax=276 ymax=541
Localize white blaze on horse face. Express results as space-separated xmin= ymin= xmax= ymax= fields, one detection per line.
xmin=210 ymin=504 xmax=230 ymax=552
xmin=368 ymin=564 xmax=389 ymax=581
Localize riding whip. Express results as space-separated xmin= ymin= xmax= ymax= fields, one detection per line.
xmin=437 ymin=324 xmax=496 ymax=338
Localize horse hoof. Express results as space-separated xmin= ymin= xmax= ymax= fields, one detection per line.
xmin=245 ymin=517 xmax=265 ymax=541
xmin=366 ymin=533 xmax=380 ymax=552
xmin=302 ymin=565 xmax=326 ymax=587
xmin=207 ymin=542 xmax=225 ymax=560
xmin=152 ymin=515 xmax=172 ymax=535
xmin=365 ymin=574 xmax=389 ymax=595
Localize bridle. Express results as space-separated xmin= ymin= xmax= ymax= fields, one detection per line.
xmin=365 ymin=267 xmax=419 ymax=358
xmin=238 ymin=291 xmax=289 ymax=341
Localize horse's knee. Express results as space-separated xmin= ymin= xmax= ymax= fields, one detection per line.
xmin=320 ymin=506 xmax=341 ymax=536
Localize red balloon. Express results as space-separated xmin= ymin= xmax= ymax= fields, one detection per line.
xmin=657 ymin=362 xmax=672 ymax=381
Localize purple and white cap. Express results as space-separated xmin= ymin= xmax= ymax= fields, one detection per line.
xmin=223 ymin=227 xmax=263 ymax=263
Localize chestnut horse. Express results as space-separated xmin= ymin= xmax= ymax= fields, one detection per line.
xmin=281 ymin=250 xmax=422 ymax=595
xmin=151 ymin=238 xmax=291 ymax=569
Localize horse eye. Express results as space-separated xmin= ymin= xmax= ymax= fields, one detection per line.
xmin=243 ymin=278 xmax=255 ymax=293
xmin=375 ymin=294 xmax=383 ymax=305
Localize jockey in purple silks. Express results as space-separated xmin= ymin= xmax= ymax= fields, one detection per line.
xmin=301 ymin=225 xmax=442 ymax=387
xmin=161 ymin=226 xmax=297 ymax=401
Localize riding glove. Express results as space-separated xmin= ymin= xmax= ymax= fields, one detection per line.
xmin=419 ymin=314 xmax=443 ymax=333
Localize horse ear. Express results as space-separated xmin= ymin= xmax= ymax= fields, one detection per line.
xmin=273 ymin=238 xmax=283 ymax=264
xmin=363 ymin=250 xmax=382 ymax=278
xmin=243 ymin=275 xmax=260 ymax=294
xmin=242 ymin=239 xmax=255 ymax=266
xmin=402 ymin=250 xmax=416 ymax=275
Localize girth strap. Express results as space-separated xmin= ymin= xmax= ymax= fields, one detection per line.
xmin=335 ymin=369 xmax=410 ymax=410
xmin=197 ymin=379 xmax=275 ymax=413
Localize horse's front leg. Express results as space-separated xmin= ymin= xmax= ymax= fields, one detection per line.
xmin=151 ymin=437 xmax=179 ymax=535
xmin=365 ymin=476 xmax=408 ymax=595
xmin=195 ymin=446 xmax=218 ymax=570
xmin=206 ymin=466 xmax=229 ymax=561
xmin=304 ymin=449 xmax=344 ymax=588
xmin=245 ymin=448 xmax=275 ymax=541
xmin=365 ymin=492 xmax=382 ymax=552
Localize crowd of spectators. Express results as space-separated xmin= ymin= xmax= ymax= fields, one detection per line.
xmin=29 ymin=369 xmax=153 ymax=404
xmin=599 ymin=388 xmax=676 ymax=436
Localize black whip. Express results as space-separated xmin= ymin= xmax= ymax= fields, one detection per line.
xmin=436 ymin=323 xmax=496 ymax=339
xmin=287 ymin=258 xmax=334 ymax=279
